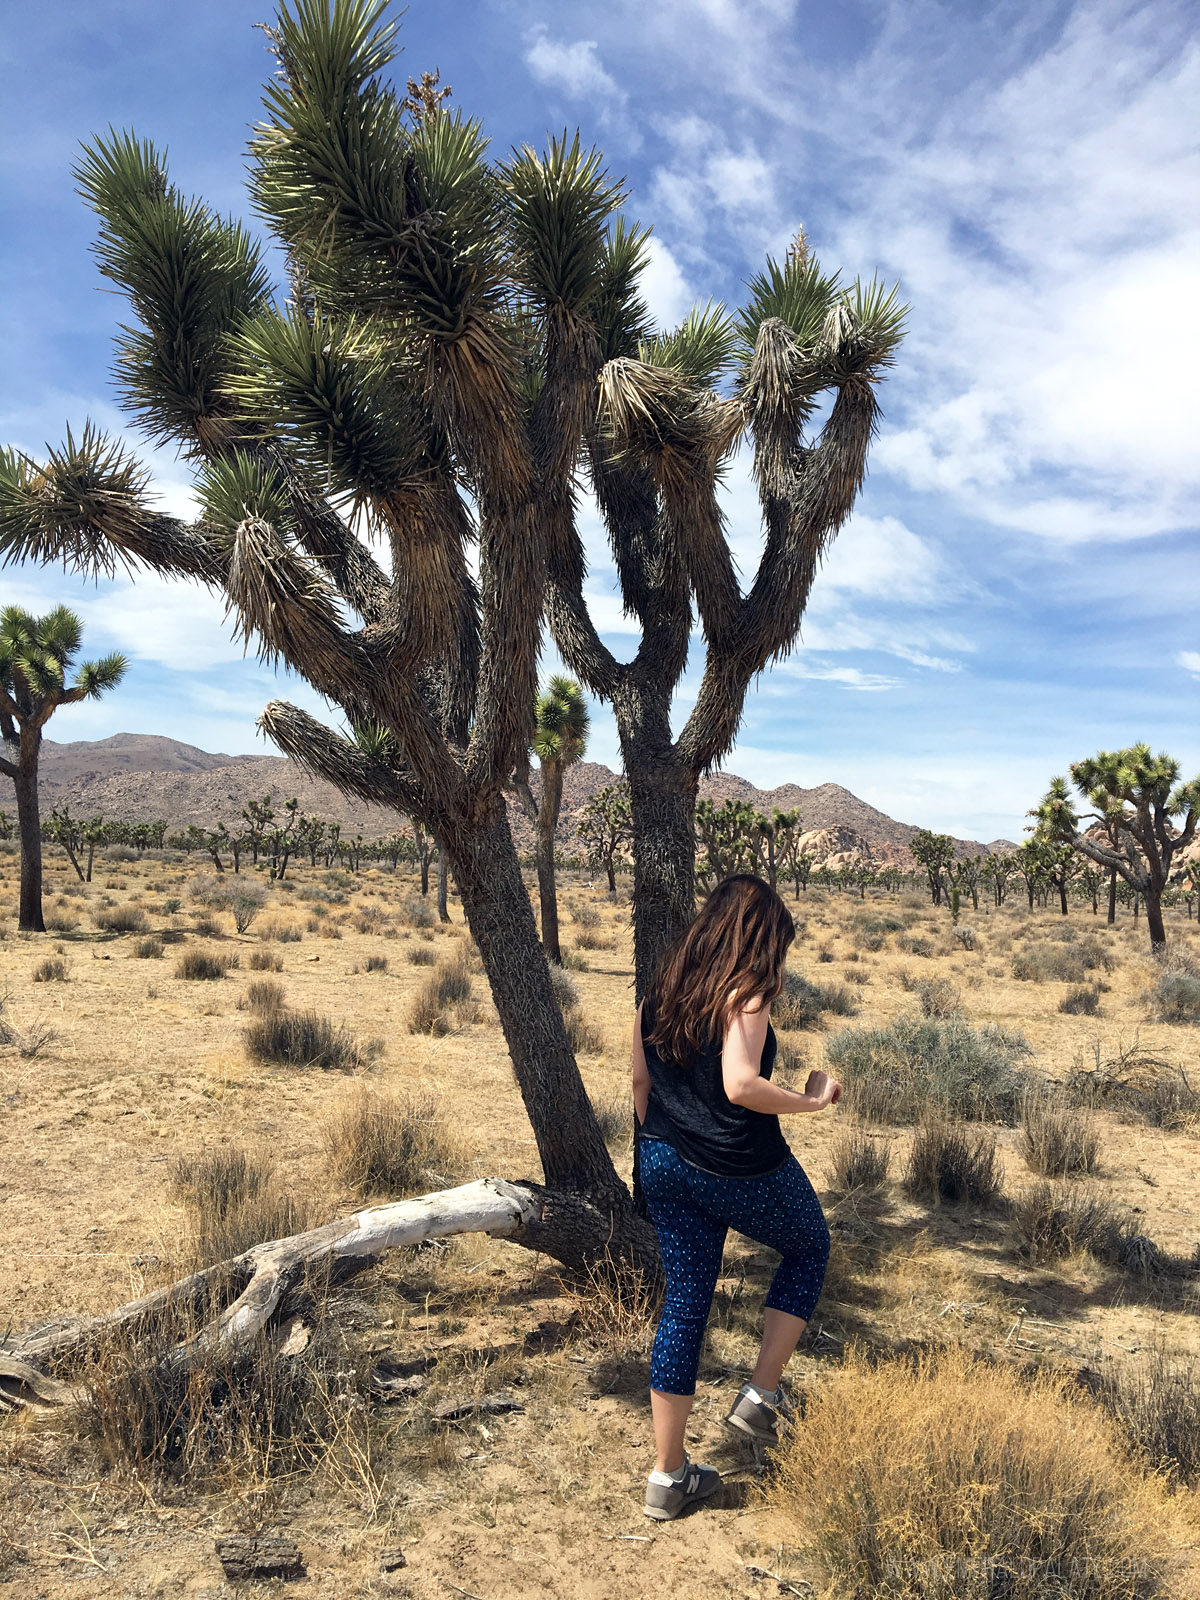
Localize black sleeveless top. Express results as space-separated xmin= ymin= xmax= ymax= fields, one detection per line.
xmin=636 ymin=992 xmax=791 ymax=1179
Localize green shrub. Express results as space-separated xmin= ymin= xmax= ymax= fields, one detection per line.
xmin=826 ymin=1015 xmax=1033 ymax=1124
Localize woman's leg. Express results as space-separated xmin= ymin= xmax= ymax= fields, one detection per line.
xmin=639 ymin=1142 xmax=728 ymax=1470
xmin=751 ymin=1308 xmax=809 ymax=1393
xmin=719 ymin=1158 xmax=831 ymax=1390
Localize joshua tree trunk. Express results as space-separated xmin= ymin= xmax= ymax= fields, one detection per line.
xmin=605 ymin=858 xmax=616 ymax=893
xmin=535 ymin=764 xmax=564 ymax=964
xmin=443 ymin=798 xmax=622 ymax=1202
xmin=619 ymin=705 xmax=698 ymax=1002
xmin=13 ymin=731 xmax=44 ymax=933
xmin=1108 ymin=869 xmax=1117 ymax=925
xmin=436 ymin=840 xmax=450 ymax=923
xmin=1145 ymin=888 xmax=1167 ymax=952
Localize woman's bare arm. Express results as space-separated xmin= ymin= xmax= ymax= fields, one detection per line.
xmin=632 ymin=1000 xmax=651 ymax=1126
xmin=722 ymin=1003 xmax=842 ymax=1114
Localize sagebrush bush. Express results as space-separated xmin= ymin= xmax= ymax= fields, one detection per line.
xmin=176 ymin=949 xmax=238 ymax=980
xmin=1098 ymin=1348 xmax=1200 ymax=1489
xmin=93 ymin=904 xmax=149 ymax=934
xmin=362 ymin=953 xmax=388 ymax=973
xmin=827 ymin=1015 xmax=1033 ymax=1124
xmin=1148 ymin=968 xmax=1200 ymax=1024
xmin=1020 ymin=1090 xmax=1101 ymax=1176
xmin=1059 ymin=983 xmax=1101 ymax=1015
xmin=1013 ymin=937 xmax=1113 ymax=983
xmin=1012 ymin=1180 xmax=1142 ymax=1267
xmin=244 ymin=1009 xmax=362 ymax=1069
xmin=589 ymin=1085 xmax=632 ymax=1151
xmin=572 ymin=904 xmax=601 ymax=928
xmin=402 ymin=897 xmax=436 ymax=929
xmin=324 ymin=1087 xmax=467 ymax=1197
xmin=259 ymin=919 xmax=302 ymax=942
xmin=248 ymin=947 xmax=283 ymax=972
xmin=32 ymin=956 xmax=69 ymax=983
xmin=135 ymin=936 xmax=164 ymax=959
xmin=769 ymin=1342 xmax=1191 ymax=1599
xmin=243 ymin=978 xmax=286 ymax=1016
xmin=899 ymin=971 xmax=961 ymax=1017
xmin=405 ymin=944 xmax=437 ymax=966
xmin=406 ymin=950 xmax=474 ymax=1035
xmin=903 ymin=1119 xmax=1003 ymax=1205
xmin=826 ymin=1129 xmax=891 ymax=1195
xmin=774 ymin=970 xmax=858 ymax=1030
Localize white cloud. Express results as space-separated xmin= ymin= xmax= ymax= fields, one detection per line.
xmin=638 ymin=236 xmax=694 ymax=329
xmin=524 ymin=30 xmax=625 ymax=108
xmin=1179 ymin=651 xmax=1200 ymax=678
xmin=816 ymin=514 xmax=946 ymax=602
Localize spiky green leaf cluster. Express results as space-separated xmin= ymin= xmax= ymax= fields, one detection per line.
xmin=502 ymin=134 xmax=626 ymax=314
xmin=224 ymin=311 xmax=430 ymax=500
xmin=74 ymin=132 xmax=272 ymax=446
xmin=642 ymin=302 xmax=739 ymax=390
xmin=532 ymin=674 xmax=590 ymax=765
xmin=196 ymin=452 xmax=293 ymax=538
xmin=0 ymin=604 xmax=126 ymax=715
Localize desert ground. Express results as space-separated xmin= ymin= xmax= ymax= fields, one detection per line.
xmin=2 ymin=845 xmax=1199 ymax=1598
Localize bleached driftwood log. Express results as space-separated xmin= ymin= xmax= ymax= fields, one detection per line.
xmin=0 ymin=1178 xmax=543 ymax=1406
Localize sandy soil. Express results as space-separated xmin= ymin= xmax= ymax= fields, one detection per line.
xmin=2 ymin=848 xmax=1199 ymax=1597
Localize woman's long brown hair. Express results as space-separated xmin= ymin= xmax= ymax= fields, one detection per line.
xmin=645 ymin=874 xmax=795 ymax=1065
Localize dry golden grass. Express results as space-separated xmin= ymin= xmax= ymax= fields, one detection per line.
xmin=769 ymin=1342 xmax=1196 ymax=1599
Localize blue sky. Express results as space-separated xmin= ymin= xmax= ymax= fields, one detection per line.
xmin=1 ymin=0 xmax=1197 ymax=842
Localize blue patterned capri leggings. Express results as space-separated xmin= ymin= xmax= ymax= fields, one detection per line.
xmin=638 ymin=1136 xmax=831 ymax=1396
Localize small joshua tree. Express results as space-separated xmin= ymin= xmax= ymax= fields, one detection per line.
xmin=515 ymin=676 xmax=590 ymax=964
xmin=1035 ymin=745 xmax=1200 ymax=952
xmin=0 ymin=606 xmax=126 ymax=929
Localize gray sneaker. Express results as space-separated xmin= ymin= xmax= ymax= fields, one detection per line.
xmin=643 ymin=1457 xmax=722 ymax=1520
xmin=724 ymin=1382 xmax=788 ymax=1444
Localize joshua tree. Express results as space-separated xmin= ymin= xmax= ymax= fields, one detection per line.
xmin=544 ymin=230 xmax=904 ymax=994
xmin=515 ymin=675 xmax=590 ymax=963
xmin=0 ymin=1 xmax=645 ymax=1264
xmin=576 ymin=779 xmax=632 ymax=892
xmin=0 ymin=605 xmax=126 ymax=930
xmin=1035 ymin=745 xmax=1200 ymax=952
xmin=981 ymin=850 xmax=1015 ymax=907
xmin=910 ymin=828 xmax=955 ymax=906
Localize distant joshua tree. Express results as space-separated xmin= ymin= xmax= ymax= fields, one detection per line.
xmin=0 ymin=606 xmax=126 ymax=930
xmin=1035 ymin=744 xmax=1200 ymax=952
xmin=515 ymin=676 xmax=590 ymax=964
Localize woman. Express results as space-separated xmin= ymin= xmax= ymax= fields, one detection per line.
xmin=633 ymin=874 xmax=841 ymax=1521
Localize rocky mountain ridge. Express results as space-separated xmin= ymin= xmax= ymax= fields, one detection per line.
xmin=18 ymin=735 xmax=1014 ymax=863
